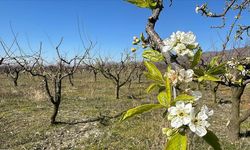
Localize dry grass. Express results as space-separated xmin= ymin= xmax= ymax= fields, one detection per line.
xmin=0 ymin=72 xmax=250 ymax=149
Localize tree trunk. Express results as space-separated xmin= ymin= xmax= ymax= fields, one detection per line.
xmin=51 ymin=79 xmax=62 ymax=124
xmin=69 ymin=75 xmax=74 ymax=86
xmin=13 ymin=79 xmax=18 ymax=87
xmin=94 ymin=72 xmax=97 ymax=82
xmin=116 ymin=85 xmax=120 ymax=99
xmin=11 ymin=71 xmax=19 ymax=87
xmin=228 ymin=86 xmax=245 ymax=141
xmin=51 ymin=102 xmax=60 ymax=124
xmin=212 ymin=84 xmax=219 ymax=104
xmin=138 ymin=74 xmax=142 ymax=83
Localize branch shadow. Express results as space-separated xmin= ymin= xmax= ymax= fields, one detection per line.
xmin=240 ymin=131 xmax=250 ymax=138
xmin=51 ymin=111 xmax=124 ymax=126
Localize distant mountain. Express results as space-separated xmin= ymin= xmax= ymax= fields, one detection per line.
xmin=202 ymin=46 xmax=250 ymax=62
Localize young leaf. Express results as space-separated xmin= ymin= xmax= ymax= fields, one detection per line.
xmin=198 ymin=76 xmax=204 ymax=82
xmin=165 ymin=132 xmax=187 ymax=150
xmin=146 ymin=83 xmax=158 ymax=93
xmin=191 ymin=48 xmax=202 ymax=68
xmin=208 ymin=56 xmax=219 ymax=69
xmin=157 ymin=92 xmax=170 ymax=107
xmin=237 ymin=65 xmax=244 ymax=71
xmin=143 ymin=49 xmax=165 ymax=62
xmin=144 ymin=61 xmax=163 ymax=83
xmin=174 ymin=94 xmax=194 ymax=103
xmin=125 ymin=0 xmax=157 ymax=9
xmin=193 ymin=68 xmax=205 ymax=76
xmin=122 ymin=104 xmax=163 ymax=121
xmin=140 ymin=32 xmax=146 ymax=42
xmin=202 ymin=130 xmax=222 ymax=150
xmin=207 ymin=63 xmax=226 ymax=75
xmin=202 ymin=74 xmax=221 ymax=81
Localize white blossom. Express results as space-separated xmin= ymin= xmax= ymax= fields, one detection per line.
xmin=190 ymin=91 xmax=202 ymax=101
xmin=168 ymin=101 xmax=193 ymax=128
xmin=207 ymin=12 xmax=213 ymax=16
xmin=166 ymin=69 xmax=178 ymax=85
xmin=166 ymin=69 xmax=194 ymax=85
xmin=241 ymin=69 xmax=246 ymax=76
xmin=162 ymin=31 xmax=198 ymax=57
xmin=188 ymin=109 xmax=210 ymax=137
xmin=178 ymin=69 xmax=194 ymax=83
xmin=188 ymin=106 xmax=213 ymax=137
xmin=132 ymin=36 xmax=140 ymax=45
xmin=200 ymin=105 xmax=214 ymax=117
xmin=162 ymin=38 xmax=176 ymax=52
xmin=195 ymin=6 xmax=200 ymax=13
xmin=180 ymin=32 xmax=197 ymax=46
xmin=175 ymin=43 xmax=189 ymax=56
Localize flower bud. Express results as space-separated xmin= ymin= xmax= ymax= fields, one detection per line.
xmin=131 ymin=47 xmax=137 ymax=52
xmin=142 ymin=43 xmax=147 ymax=49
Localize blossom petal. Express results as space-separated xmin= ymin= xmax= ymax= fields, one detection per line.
xmin=168 ymin=107 xmax=177 ymax=116
xmin=184 ymin=103 xmax=193 ymax=113
xmin=197 ymin=111 xmax=208 ymax=120
xmin=175 ymin=101 xmax=185 ymax=109
xmin=171 ymin=117 xmax=183 ymax=128
xmin=183 ymin=116 xmax=191 ymax=125
xmin=195 ymin=126 xmax=207 ymax=137
xmin=189 ymin=123 xmax=196 ymax=132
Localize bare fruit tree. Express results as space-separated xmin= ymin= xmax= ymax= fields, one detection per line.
xmin=135 ymin=62 xmax=145 ymax=83
xmin=196 ymin=0 xmax=250 ymax=50
xmin=85 ymin=64 xmax=99 ymax=82
xmin=200 ymin=45 xmax=250 ymax=140
xmin=0 ymin=57 xmax=4 ymax=65
xmin=3 ymin=63 xmax=23 ymax=87
xmin=1 ymin=37 xmax=92 ymax=124
xmin=196 ymin=1 xmax=250 ymax=140
xmin=91 ymin=52 xmax=137 ymax=99
xmin=218 ymin=47 xmax=250 ymax=141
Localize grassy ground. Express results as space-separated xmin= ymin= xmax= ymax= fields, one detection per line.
xmin=0 ymin=72 xmax=250 ymax=149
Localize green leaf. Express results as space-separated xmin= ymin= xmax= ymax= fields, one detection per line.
xmin=146 ymin=83 xmax=158 ymax=93
xmin=202 ymin=74 xmax=220 ymax=82
xmin=165 ymin=132 xmax=187 ymax=150
xmin=122 ymin=104 xmax=163 ymax=121
xmin=191 ymin=48 xmax=202 ymax=68
xmin=157 ymin=92 xmax=170 ymax=107
xmin=143 ymin=49 xmax=165 ymax=62
xmin=140 ymin=33 xmax=146 ymax=42
xmin=144 ymin=61 xmax=163 ymax=83
xmin=203 ymin=130 xmax=222 ymax=150
xmin=193 ymin=68 xmax=205 ymax=76
xmin=208 ymin=56 xmax=219 ymax=69
xmin=174 ymin=94 xmax=194 ymax=103
xmin=198 ymin=76 xmax=204 ymax=82
xmin=207 ymin=63 xmax=226 ymax=75
xmin=125 ymin=0 xmax=157 ymax=9
xmin=237 ymin=65 xmax=244 ymax=71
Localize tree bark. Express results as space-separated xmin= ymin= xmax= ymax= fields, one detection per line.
xmin=228 ymin=86 xmax=245 ymax=141
xmin=94 ymin=71 xmax=97 ymax=82
xmin=138 ymin=73 xmax=142 ymax=83
xmin=51 ymin=102 xmax=60 ymax=124
xmin=69 ymin=75 xmax=74 ymax=86
xmin=51 ymin=79 xmax=62 ymax=124
xmin=13 ymin=79 xmax=18 ymax=87
xmin=116 ymin=85 xmax=120 ymax=99
xmin=212 ymin=83 xmax=219 ymax=104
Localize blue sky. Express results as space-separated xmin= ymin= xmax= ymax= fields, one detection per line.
xmin=0 ymin=0 xmax=249 ymax=61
